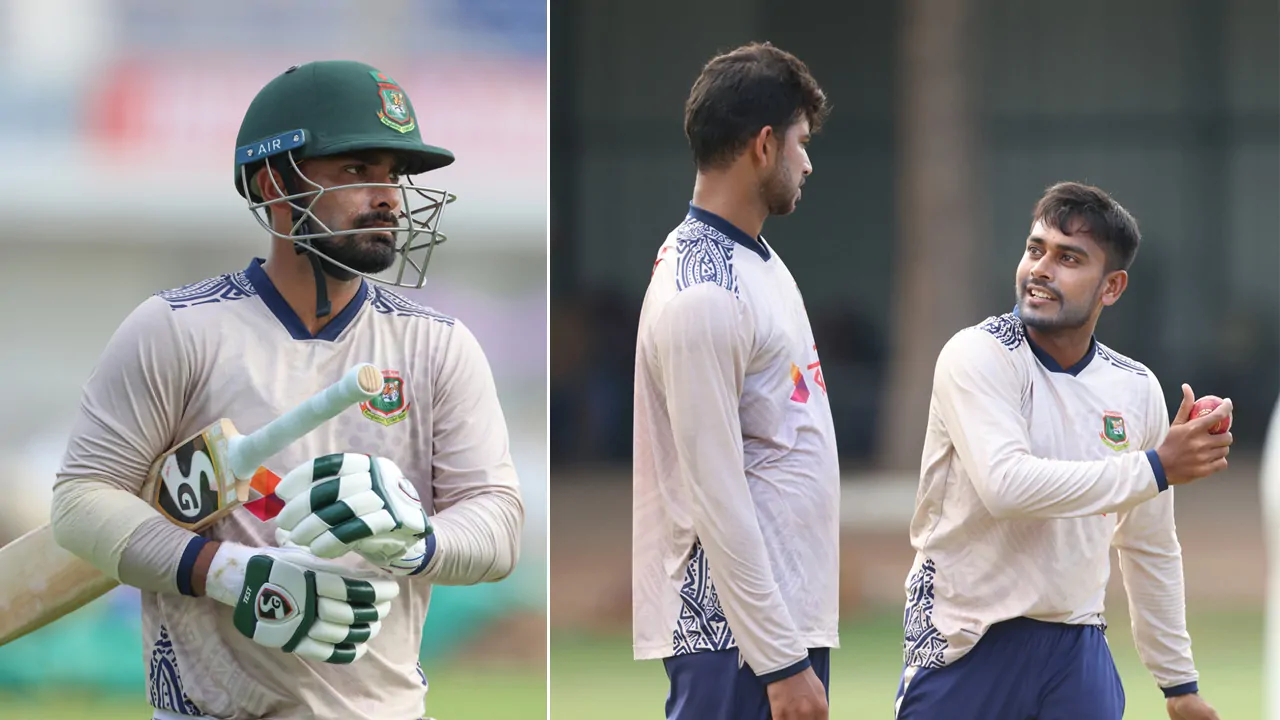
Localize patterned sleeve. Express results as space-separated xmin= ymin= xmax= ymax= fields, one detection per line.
xmin=935 ymin=324 xmax=1164 ymax=518
xmin=1112 ymin=372 xmax=1199 ymax=695
xmin=651 ymin=283 xmax=810 ymax=681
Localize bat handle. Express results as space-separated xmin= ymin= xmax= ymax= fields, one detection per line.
xmin=226 ymin=363 xmax=383 ymax=479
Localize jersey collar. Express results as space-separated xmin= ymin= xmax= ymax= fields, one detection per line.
xmin=244 ymin=258 xmax=368 ymax=342
xmin=1011 ymin=304 xmax=1097 ymax=376
xmin=687 ymin=204 xmax=772 ymax=262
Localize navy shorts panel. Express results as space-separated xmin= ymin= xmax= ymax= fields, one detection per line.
xmin=664 ymin=647 xmax=830 ymax=720
xmin=895 ymin=618 xmax=1124 ymax=720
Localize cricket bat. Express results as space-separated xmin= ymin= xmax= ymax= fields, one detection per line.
xmin=0 ymin=362 xmax=385 ymax=647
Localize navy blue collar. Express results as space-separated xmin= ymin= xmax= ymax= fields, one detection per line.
xmin=1011 ymin=304 xmax=1097 ymax=376
xmin=244 ymin=258 xmax=367 ymax=342
xmin=687 ymin=204 xmax=771 ymax=262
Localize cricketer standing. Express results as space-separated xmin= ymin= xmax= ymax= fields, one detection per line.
xmin=894 ymin=182 xmax=1230 ymax=720
xmin=631 ymin=42 xmax=839 ymax=720
xmin=49 ymin=60 xmax=523 ymax=720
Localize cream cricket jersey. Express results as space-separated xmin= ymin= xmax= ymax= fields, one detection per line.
xmin=56 ymin=258 xmax=522 ymax=720
xmin=632 ymin=205 xmax=841 ymax=680
xmin=903 ymin=310 xmax=1198 ymax=693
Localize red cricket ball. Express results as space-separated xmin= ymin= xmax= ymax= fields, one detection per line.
xmin=1190 ymin=395 xmax=1231 ymax=435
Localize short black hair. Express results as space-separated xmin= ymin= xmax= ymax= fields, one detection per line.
xmin=1033 ymin=182 xmax=1142 ymax=272
xmin=684 ymin=42 xmax=830 ymax=171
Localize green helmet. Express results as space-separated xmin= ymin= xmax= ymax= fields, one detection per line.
xmin=234 ymin=60 xmax=457 ymax=293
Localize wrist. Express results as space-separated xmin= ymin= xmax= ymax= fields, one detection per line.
xmin=759 ymin=655 xmax=811 ymax=686
xmin=1144 ymin=448 xmax=1170 ymax=491
xmin=190 ymin=540 xmax=221 ymax=597
xmin=203 ymin=542 xmax=257 ymax=607
xmin=1162 ymin=680 xmax=1200 ymax=698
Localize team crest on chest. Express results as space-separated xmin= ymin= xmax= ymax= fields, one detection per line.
xmin=361 ymin=370 xmax=411 ymax=426
xmin=369 ymin=71 xmax=416 ymax=133
xmin=1099 ymin=410 xmax=1130 ymax=451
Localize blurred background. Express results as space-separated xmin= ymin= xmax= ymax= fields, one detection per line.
xmin=549 ymin=0 xmax=1278 ymax=718
xmin=0 ymin=1 xmax=546 ymax=718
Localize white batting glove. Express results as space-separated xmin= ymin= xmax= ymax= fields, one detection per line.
xmin=272 ymin=454 xmax=431 ymax=571
xmin=204 ymin=543 xmax=399 ymax=664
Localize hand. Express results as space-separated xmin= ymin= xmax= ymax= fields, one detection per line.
xmin=1156 ymin=384 xmax=1234 ymax=486
xmin=203 ymin=543 xmax=399 ymax=664
xmin=272 ymin=453 xmax=432 ymax=564
xmin=1166 ymin=692 xmax=1220 ymax=719
xmin=765 ymin=666 xmax=828 ymax=720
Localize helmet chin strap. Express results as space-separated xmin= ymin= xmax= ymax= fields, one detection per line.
xmin=278 ymin=170 xmax=358 ymax=319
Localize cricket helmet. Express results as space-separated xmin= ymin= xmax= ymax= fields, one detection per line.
xmin=234 ymin=60 xmax=456 ymax=298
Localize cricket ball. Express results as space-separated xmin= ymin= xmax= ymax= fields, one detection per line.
xmin=1190 ymin=395 xmax=1231 ymax=435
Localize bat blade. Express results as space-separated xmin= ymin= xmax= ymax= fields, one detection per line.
xmin=0 ymin=362 xmax=382 ymax=647
xmin=0 ymin=524 xmax=117 ymax=646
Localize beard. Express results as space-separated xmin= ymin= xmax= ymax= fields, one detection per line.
xmin=307 ymin=211 xmax=400 ymax=279
xmin=1016 ymin=277 xmax=1102 ymax=332
xmin=762 ymin=158 xmax=800 ymax=216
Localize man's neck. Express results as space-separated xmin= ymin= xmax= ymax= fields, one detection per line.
xmin=1025 ymin=324 xmax=1095 ymax=370
xmin=262 ymin=243 xmax=362 ymax=335
xmin=691 ymin=171 xmax=766 ymax=240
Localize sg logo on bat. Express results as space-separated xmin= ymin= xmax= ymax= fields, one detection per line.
xmin=155 ymin=433 xmax=224 ymax=526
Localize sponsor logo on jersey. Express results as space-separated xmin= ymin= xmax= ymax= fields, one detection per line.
xmin=1100 ymin=410 xmax=1130 ymax=451
xmin=789 ymin=362 xmax=810 ymax=403
xmin=361 ymin=369 xmax=411 ymax=426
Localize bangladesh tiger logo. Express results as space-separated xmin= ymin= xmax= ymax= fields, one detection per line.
xmin=370 ymin=70 xmax=416 ymax=133
xmin=1100 ymin=410 xmax=1130 ymax=451
xmin=361 ymin=370 xmax=411 ymax=426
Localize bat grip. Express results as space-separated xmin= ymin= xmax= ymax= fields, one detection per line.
xmin=226 ymin=363 xmax=382 ymax=479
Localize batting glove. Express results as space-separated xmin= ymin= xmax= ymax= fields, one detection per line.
xmin=272 ymin=453 xmax=432 ymax=572
xmin=204 ymin=543 xmax=399 ymax=664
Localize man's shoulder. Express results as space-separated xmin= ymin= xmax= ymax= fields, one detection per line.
xmin=365 ymin=285 xmax=456 ymax=327
xmin=153 ymin=270 xmax=258 ymax=311
xmin=1092 ymin=341 xmax=1151 ymax=379
xmin=943 ymin=312 xmax=1028 ymax=357
xmin=669 ymin=216 xmax=743 ymax=296
xmin=971 ymin=312 xmax=1027 ymax=351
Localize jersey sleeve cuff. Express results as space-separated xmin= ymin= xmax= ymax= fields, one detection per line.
xmin=1144 ymin=449 xmax=1169 ymax=492
xmin=176 ymin=536 xmax=210 ymax=597
xmin=757 ymin=655 xmax=811 ymax=685
xmin=1161 ymin=681 xmax=1199 ymax=697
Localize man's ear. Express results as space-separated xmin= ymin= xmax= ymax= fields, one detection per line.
xmin=254 ymin=165 xmax=288 ymax=202
xmin=749 ymin=125 xmax=775 ymax=167
xmin=1100 ymin=269 xmax=1128 ymax=307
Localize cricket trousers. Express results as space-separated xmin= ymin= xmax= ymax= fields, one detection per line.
xmin=663 ymin=647 xmax=831 ymax=720
xmin=894 ymin=617 xmax=1124 ymax=720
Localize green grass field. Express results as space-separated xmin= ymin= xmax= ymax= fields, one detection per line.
xmin=0 ymin=667 xmax=546 ymax=719
xmin=551 ymin=607 xmax=1263 ymax=719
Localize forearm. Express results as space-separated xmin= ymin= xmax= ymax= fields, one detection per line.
xmin=694 ymin=514 xmax=808 ymax=678
xmin=416 ymin=490 xmax=523 ymax=585
xmin=51 ymin=478 xmax=218 ymax=597
xmin=972 ymin=449 xmax=1165 ymax=519
xmin=1118 ymin=545 xmax=1198 ymax=693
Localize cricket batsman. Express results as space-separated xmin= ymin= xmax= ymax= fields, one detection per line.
xmin=893 ymin=182 xmax=1229 ymax=720
xmin=49 ymin=60 xmax=524 ymax=720
xmin=631 ymin=43 xmax=838 ymax=720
